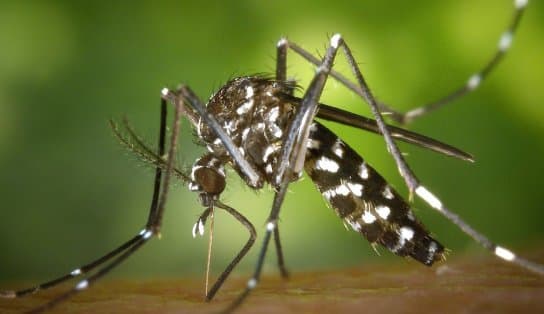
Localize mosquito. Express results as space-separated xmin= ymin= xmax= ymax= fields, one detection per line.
xmin=1 ymin=0 xmax=541 ymax=313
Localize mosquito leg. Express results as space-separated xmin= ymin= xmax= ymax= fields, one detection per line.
xmin=1 ymin=96 xmax=173 ymax=313
xmin=0 ymin=232 xmax=143 ymax=299
xmin=25 ymin=234 xmax=149 ymax=314
xmin=205 ymin=201 xmax=256 ymax=301
xmin=285 ymin=0 xmax=528 ymax=124
xmin=145 ymin=97 xmax=168 ymax=229
xmin=272 ymin=37 xmax=291 ymax=279
xmin=273 ymin=227 xmax=289 ymax=278
xmin=221 ymin=204 xmax=277 ymax=313
xmin=145 ymin=93 xmax=185 ymax=234
xmin=395 ymin=0 xmax=528 ymax=123
xmin=29 ymin=86 xmax=194 ymax=312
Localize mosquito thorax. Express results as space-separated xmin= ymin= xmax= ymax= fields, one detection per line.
xmin=197 ymin=76 xmax=297 ymax=189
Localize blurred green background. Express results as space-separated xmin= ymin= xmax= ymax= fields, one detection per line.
xmin=1 ymin=0 xmax=544 ymax=286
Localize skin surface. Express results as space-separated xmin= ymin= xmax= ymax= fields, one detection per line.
xmin=2 ymin=250 xmax=543 ymax=314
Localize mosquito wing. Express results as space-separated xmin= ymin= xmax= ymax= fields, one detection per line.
xmin=283 ymin=94 xmax=473 ymax=162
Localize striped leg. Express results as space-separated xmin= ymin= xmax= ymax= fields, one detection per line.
xmin=388 ymin=0 xmax=529 ymax=123
xmin=281 ymin=0 xmax=529 ymax=124
xmin=203 ymin=201 xmax=256 ymax=301
xmin=0 ymin=89 xmax=186 ymax=312
xmin=188 ymin=192 xmax=258 ymax=301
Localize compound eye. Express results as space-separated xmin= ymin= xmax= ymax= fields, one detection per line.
xmin=194 ymin=167 xmax=226 ymax=195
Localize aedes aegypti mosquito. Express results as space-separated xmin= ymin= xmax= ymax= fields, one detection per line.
xmin=1 ymin=0 xmax=542 ymax=313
